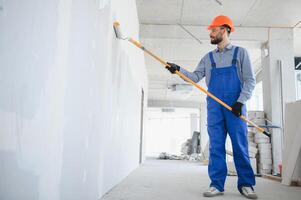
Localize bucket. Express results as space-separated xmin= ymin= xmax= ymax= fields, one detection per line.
xmin=278 ymin=163 xmax=282 ymax=176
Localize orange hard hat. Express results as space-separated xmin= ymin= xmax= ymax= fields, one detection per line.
xmin=208 ymin=15 xmax=235 ymax=32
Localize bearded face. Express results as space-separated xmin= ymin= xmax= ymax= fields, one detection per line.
xmin=210 ymin=30 xmax=224 ymax=45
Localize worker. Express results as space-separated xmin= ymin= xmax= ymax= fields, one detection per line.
xmin=166 ymin=15 xmax=257 ymax=199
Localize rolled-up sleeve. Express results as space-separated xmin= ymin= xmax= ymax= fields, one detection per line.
xmin=237 ymin=48 xmax=256 ymax=104
xmin=179 ymin=58 xmax=206 ymax=83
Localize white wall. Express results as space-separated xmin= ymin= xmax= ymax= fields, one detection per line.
xmin=0 ymin=0 xmax=147 ymax=199
xmin=282 ymin=100 xmax=301 ymax=185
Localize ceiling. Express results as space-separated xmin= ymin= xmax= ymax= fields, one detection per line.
xmin=136 ymin=0 xmax=301 ymax=105
xmin=136 ymin=0 xmax=301 ymax=27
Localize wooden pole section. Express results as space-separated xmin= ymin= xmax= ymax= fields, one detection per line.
xmin=127 ymin=38 xmax=271 ymax=138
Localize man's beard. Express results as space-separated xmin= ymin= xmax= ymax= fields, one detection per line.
xmin=210 ymin=34 xmax=223 ymax=44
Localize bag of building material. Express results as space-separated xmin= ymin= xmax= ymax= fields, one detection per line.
xmin=248 ymin=145 xmax=258 ymax=158
xmin=249 ymin=141 xmax=257 ymax=148
xmin=258 ymin=143 xmax=271 ymax=150
xmin=255 ymin=132 xmax=270 ymax=143
xmin=259 ymin=163 xmax=272 ymax=170
xmin=259 ymin=157 xmax=272 ymax=164
xmin=259 ymin=168 xmax=272 ymax=174
xmin=247 ymin=111 xmax=265 ymax=120
xmin=227 ymin=158 xmax=257 ymax=175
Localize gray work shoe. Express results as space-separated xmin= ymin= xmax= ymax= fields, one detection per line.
xmin=241 ymin=187 xmax=258 ymax=199
xmin=203 ymin=187 xmax=224 ymax=197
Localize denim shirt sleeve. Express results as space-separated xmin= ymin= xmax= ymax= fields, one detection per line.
xmin=237 ymin=48 xmax=256 ymax=104
xmin=179 ymin=57 xmax=206 ymax=83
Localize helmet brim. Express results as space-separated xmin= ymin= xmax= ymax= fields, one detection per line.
xmin=207 ymin=25 xmax=235 ymax=32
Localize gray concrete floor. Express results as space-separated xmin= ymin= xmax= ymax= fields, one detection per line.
xmin=101 ymin=157 xmax=301 ymax=200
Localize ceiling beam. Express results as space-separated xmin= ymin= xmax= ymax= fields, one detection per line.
xmin=140 ymin=24 xmax=269 ymax=42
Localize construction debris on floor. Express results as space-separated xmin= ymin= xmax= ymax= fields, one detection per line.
xmin=158 ymin=131 xmax=205 ymax=162
xmin=158 ymin=152 xmax=184 ymax=160
xmin=158 ymin=152 xmax=203 ymax=162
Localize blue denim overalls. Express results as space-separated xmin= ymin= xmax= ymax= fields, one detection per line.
xmin=207 ymin=47 xmax=255 ymax=192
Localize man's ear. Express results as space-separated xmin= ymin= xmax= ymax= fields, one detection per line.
xmin=223 ymin=28 xmax=230 ymax=37
xmin=222 ymin=29 xmax=227 ymax=36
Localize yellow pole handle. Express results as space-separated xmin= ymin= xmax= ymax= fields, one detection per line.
xmin=127 ymin=38 xmax=270 ymax=137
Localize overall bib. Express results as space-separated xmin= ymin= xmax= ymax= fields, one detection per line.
xmin=207 ymin=47 xmax=255 ymax=192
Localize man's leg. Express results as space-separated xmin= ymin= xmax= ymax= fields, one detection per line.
xmin=207 ymin=98 xmax=227 ymax=192
xmin=224 ymin=105 xmax=256 ymax=191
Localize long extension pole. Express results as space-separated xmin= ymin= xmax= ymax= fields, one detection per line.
xmin=113 ymin=21 xmax=271 ymax=138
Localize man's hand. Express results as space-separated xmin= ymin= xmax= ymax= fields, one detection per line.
xmin=231 ymin=102 xmax=243 ymax=117
xmin=166 ymin=62 xmax=180 ymax=74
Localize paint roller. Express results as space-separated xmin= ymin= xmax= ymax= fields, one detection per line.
xmin=113 ymin=21 xmax=271 ymax=138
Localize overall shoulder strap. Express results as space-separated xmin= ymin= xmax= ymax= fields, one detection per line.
xmin=232 ymin=47 xmax=239 ymax=65
xmin=209 ymin=51 xmax=216 ymax=68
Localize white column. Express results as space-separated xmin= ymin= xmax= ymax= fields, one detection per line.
xmin=261 ymin=28 xmax=296 ymax=174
